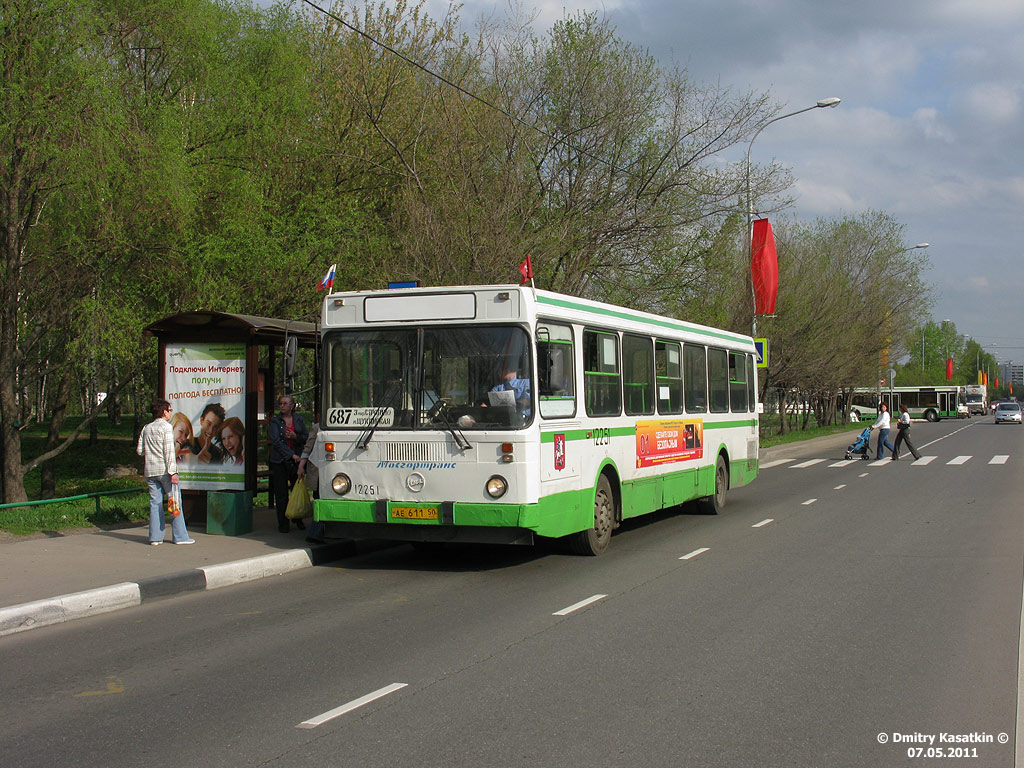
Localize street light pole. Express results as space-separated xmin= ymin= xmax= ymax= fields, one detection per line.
xmin=746 ymin=97 xmax=841 ymax=336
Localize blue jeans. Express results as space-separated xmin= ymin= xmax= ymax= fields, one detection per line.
xmin=875 ymin=428 xmax=895 ymax=459
xmin=146 ymin=475 xmax=190 ymax=543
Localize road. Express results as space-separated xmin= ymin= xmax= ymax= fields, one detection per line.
xmin=4 ymin=417 xmax=1023 ymax=767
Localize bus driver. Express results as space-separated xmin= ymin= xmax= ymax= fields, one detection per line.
xmin=490 ymin=364 xmax=531 ymax=420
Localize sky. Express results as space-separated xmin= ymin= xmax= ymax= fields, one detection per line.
xmin=296 ymin=0 xmax=1024 ymax=364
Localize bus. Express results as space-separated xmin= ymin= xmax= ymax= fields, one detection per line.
xmin=313 ymin=285 xmax=760 ymax=555
xmin=849 ymin=385 xmax=966 ymax=422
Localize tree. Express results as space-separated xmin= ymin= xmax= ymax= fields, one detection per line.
xmin=0 ymin=0 xmax=138 ymax=502
xmin=756 ymin=212 xmax=932 ymax=431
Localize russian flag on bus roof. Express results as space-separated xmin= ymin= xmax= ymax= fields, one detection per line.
xmin=317 ymin=263 xmax=337 ymax=292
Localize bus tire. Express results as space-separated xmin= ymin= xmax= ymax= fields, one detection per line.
xmin=569 ymin=475 xmax=615 ymax=556
xmin=697 ymin=455 xmax=728 ymax=515
xmin=924 ymin=409 xmax=938 ymax=422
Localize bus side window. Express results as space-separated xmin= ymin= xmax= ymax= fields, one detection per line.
xmin=623 ymin=334 xmax=654 ymax=416
xmin=684 ymin=343 xmax=707 ymax=413
xmin=655 ymin=340 xmax=683 ymax=415
xmin=729 ymin=351 xmax=747 ymax=413
xmin=709 ymin=348 xmax=729 ymax=413
xmin=584 ymin=329 xmax=621 ymax=417
xmin=746 ymin=354 xmax=756 ymax=412
xmin=537 ymin=321 xmax=576 ymax=419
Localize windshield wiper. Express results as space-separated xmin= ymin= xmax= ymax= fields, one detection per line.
xmin=426 ymin=398 xmax=472 ymax=451
xmin=356 ymin=378 xmax=404 ymax=450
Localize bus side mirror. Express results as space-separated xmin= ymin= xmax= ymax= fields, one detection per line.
xmin=284 ymin=335 xmax=298 ymax=393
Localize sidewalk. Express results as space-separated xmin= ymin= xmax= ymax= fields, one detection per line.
xmin=0 ymin=505 xmax=359 ymax=637
xmin=0 ymin=429 xmax=859 ymax=638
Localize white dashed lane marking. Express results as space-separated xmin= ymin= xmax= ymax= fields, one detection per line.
xmin=297 ymin=683 xmax=408 ymax=729
xmin=947 ymin=456 xmax=972 ymax=465
xmin=679 ymin=548 xmax=710 ymax=561
xmin=990 ymin=455 xmax=1009 ymax=465
xmin=553 ymin=595 xmax=608 ymax=616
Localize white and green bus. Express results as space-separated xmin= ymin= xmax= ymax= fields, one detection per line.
xmin=849 ymin=385 xmax=967 ymax=422
xmin=313 ymin=285 xmax=760 ymax=554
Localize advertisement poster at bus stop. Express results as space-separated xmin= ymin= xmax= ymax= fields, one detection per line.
xmin=164 ymin=342 xmax=246 ymax=490
xmin=635 ymin=419 xmax=703 ymax=468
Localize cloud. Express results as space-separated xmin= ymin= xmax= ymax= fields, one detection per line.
xmin=911 ymin=108 xmax=955 ymax=143
xmin=956 ymin=83 xmax=1022 ymax=123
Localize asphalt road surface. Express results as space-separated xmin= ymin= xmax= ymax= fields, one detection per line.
xmin=4 ymin=417 xmax=1023 ymax=767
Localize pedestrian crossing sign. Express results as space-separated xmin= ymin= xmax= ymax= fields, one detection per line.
xmin=754 ymin=338 xmax=769 ymax=368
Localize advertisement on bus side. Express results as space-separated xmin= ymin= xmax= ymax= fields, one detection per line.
xmin=635 ymin=419 xmax=704 ymax=468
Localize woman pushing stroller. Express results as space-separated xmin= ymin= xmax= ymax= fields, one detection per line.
xmin=868 ymin=402 xmax=897 ymax=459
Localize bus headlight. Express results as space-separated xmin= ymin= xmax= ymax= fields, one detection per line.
xmin=485 ymin=475 xmax=508 ymax=498
xmin=331 ymin=473 xmax=352 ymax=495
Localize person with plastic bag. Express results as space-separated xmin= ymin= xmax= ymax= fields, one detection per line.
xmin=269 ymin=394 xmax=308 ymax=533
xmin=136 ymin=398 xmax=194 ymax=546
xmin=296 ymin=422 xmax=325 ymax=544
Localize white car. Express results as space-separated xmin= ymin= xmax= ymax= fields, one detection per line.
xmin=994 ymin=401 xmax=1022 ymax=424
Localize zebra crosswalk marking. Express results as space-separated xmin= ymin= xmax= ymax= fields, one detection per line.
xmin=790 ymin=459 xmax=826 ymax=468
xmin=760 ymin=459 xmax=794 ymax=469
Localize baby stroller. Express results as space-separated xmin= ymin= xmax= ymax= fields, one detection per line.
xmin=844 ymin=427 xmax=873 ymax=460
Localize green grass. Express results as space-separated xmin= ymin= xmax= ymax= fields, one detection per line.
xmin=3 ymin=414 xmax=149 ymax=535
xmin=759 ymin=418 xmax=866 ymax=448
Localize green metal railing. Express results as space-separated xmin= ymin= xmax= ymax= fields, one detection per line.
xmin=0 ymin=487 xmax=146 ymax=515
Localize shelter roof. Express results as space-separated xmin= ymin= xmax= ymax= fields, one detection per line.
xmin=144 ymin=311 xmax=317 ymax=344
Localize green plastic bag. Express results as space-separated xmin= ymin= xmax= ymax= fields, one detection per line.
xmin=285 ymin=477 xmax=313 ymax=520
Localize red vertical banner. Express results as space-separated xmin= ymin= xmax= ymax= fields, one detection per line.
xmin=995 ymin=377 xmax=999 ymax=388
xmin=946 ymin=358 xmax=953 ymax=380
xmin=750 ymin=219 xmax=778 ymax=315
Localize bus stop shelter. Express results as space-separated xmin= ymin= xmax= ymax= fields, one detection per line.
xmin=144 ymin=311 xmax=318 ymax=532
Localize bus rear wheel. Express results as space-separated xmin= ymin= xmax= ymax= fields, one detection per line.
xmin=697 ymin=455 xmax=728 ymax=515
xmin=569 ymin=475 xmax=615 ymax=556
xmin=925 ymin=409 xmax=938 ymax=422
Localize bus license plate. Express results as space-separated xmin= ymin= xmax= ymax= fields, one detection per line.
xmin=392 ymin=506 xmax=439 ymax=520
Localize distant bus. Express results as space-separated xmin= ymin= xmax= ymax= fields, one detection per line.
xmin=313 ymin=284 xmax=760 ymax=554
xmin=850 ymin=385 xmax=966 ymax=422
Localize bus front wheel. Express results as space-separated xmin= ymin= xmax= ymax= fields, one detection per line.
xmin=697 ymin=455 xmax=728 ymax=515
xmin=925 ymin=409 xmax=938 ymax=422
xmin=569 ymin=475 xmax=615 ymax=556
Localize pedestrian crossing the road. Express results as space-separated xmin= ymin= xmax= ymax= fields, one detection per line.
xmin=762 ymin=454 xmax=1013 ymax=469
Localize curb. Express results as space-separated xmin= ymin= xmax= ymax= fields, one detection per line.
xmin=0 ymin=541 xmax=355 ymax=638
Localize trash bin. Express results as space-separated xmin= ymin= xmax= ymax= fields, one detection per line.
xmin=206 ymin=490 xmax=253 ymax=536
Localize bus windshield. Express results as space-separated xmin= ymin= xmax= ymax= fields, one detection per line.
xmin=324 ymin=325 xmax=533 ymax=431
